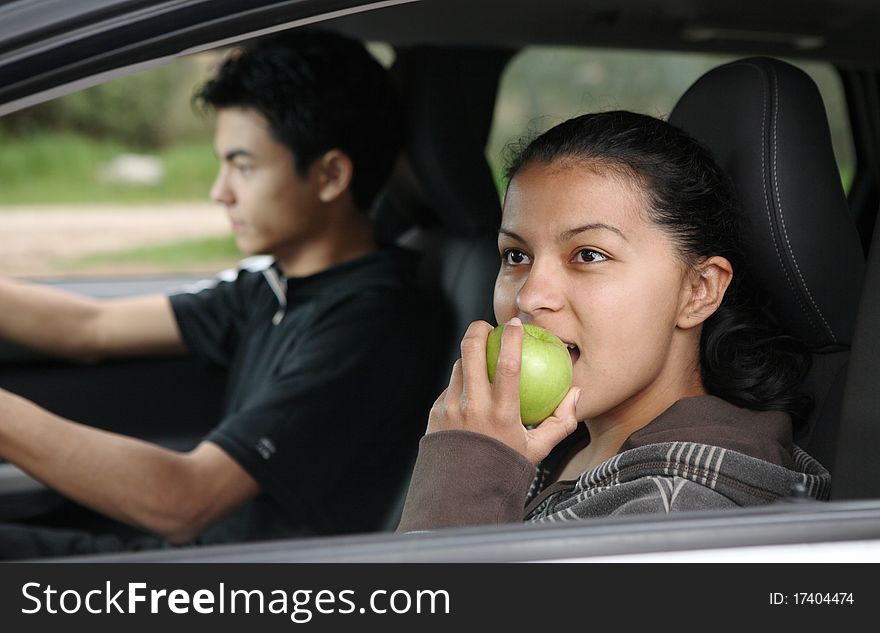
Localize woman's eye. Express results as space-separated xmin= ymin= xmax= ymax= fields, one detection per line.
xmin=235 ymin=163 xmax=254 ymax=176
xmin=503 ymin=249 xmax=530 ymax=265
xmin=576 ymin=249 xmax=608 ymax=263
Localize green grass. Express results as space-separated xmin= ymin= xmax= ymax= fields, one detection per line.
xmin=58 ymin=235 xmax=241 ymax=273
xmin=0 ymin=132 xmax=217 ymax=205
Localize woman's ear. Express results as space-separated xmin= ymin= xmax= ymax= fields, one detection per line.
xmin=315 ymin=149 xmax=354 ymax=204
xmin=677 ymin=256 xmax=733 ymax=329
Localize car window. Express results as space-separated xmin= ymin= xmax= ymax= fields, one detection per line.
xmin=0 ymin=43 xmax=394 ymax=281
xmin=0 ymin=53 xmax=228 ymax=280
xmin=486 ymin=47 xmax=855 ymax=196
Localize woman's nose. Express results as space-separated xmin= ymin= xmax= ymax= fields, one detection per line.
xmin=515 ymin=261 xmax=565 ymax=316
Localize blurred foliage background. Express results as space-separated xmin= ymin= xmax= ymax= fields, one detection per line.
xmin=486 ymin=49 xmax=854 ymax=193
xmin=0 ymin=54 xmax=218 ymax=204
xmin=1 ymin=57 xmax=211 ymax=147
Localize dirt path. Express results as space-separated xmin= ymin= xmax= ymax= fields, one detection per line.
xmin=0 ymin=203 xmax=230 ymax=276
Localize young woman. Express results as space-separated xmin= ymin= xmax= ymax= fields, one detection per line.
xmin=398 ymin=111 xmax=830 ymax=531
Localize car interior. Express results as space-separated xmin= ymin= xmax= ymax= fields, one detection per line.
xmin=0 ymin=0 xmax=878 ymax=560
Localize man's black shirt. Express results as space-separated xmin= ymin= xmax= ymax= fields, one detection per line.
xmin=169 ymin=246 xmax=448 ymax=542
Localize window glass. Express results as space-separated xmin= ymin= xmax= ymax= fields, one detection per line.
xmin=0 ymin=42 xmax=394 ymax=280
xmin=487 ymin=48 xmax=855 ymax=196
xmin=0 ymin=54 xmax=227 ymax=279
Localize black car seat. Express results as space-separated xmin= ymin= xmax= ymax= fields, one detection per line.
xmin=669 ymin=57 xmax=867 ymax=476
xmin=833 ymin=201 xmax=880 ymax=498
xmin=375 ymin=46 xmax=513 ymax=378
xmin=372 ymin=46 xmax=511 ymax=528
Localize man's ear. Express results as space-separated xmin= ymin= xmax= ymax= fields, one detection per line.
xmin=315 ymin=149 xmax=354 ymax=204
xmin=677 ymin=256 xmax=733 ymax=329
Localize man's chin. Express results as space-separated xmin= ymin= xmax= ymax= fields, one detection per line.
xmin=232 ymin=236 xmax=260 ymax=257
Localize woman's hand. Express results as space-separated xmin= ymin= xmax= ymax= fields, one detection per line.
xmin=427 ymin=317 xmax=581 ymax=465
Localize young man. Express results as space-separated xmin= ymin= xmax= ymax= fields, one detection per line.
xmin=0 ymin=30 xmax=445 ymax=558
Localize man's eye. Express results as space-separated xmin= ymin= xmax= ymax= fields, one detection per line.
xmin=235 ymin=163 xmax=254 ymax=175
xmin=577 ymin=249 xmax=608 ymax=263
xmin=503 ymin=249 xmax=530 ymax=265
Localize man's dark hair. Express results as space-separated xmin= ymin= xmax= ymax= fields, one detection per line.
xmin=195 ymin=29 xmax=401 ymax=211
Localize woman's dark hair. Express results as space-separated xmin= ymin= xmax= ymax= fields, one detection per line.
xmin=505 ymin=111 xmax=812 ymax=422
xmin=195 ymin=29 xmax=401 ymax=212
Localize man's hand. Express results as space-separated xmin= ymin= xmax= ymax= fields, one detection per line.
xmin=0 ymin=388 xmax=259 ymax=544
xmin=427 ymin=318 xmax=580 ymax=465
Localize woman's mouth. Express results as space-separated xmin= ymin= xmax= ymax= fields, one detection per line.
xmin=564 ymin=341 xmax=580 ymax=365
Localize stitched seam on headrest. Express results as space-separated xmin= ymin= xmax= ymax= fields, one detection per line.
xmin=769 ymin=67 xmax=837 ymax=344
xmin=757 ymin=64 xmax=816 ymax=340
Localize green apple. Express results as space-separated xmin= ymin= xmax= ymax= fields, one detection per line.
xmin=486 ymin=323 xmax=573 ymax=425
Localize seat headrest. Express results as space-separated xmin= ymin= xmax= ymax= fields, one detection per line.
xmin=375 ymin=47 xmax=506 ymax=238
xmin=670 ymin=57 xmax=865 ymax=350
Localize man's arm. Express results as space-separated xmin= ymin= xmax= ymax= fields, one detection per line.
xmin=0 ymin=388 xmax=259 ymax=544
xmin=0 ymin=277 xmax=187 ymax=362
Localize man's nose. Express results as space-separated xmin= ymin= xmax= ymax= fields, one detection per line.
xmin=210 ymin=169 xmax=234 ymax=206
